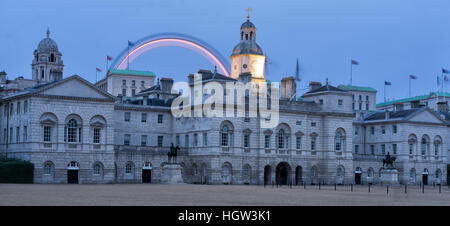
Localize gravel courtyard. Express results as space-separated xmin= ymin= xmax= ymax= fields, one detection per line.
xmin=1 ymin=183 xmax=450 ymax=206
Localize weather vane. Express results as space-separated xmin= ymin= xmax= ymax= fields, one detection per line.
xmin=247 ymin=8 xmax=251 ymax=20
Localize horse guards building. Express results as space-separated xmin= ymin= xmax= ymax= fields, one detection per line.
xmin=0 ymin=18 xmax=448 ymax=186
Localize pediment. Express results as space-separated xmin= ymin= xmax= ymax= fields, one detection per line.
xmin=36 ymin=76 xmax=114 ymax=100
xmin=407 ymin=110 xmax=445 ymax=124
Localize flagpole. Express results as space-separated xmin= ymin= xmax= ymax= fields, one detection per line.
xmin=384 ymin=83 xmax=386 ymax=102
xmin=350 ymin=61 xmax=353 ymax=85
xmin=127 ymin=43 xmax=130 ymax=70
xmin=409 ymin=77 xmax=411 ymax=98
xmin=106 ymin=56 xmax=108 ymax=75
xmin=96 ymin=70 xmax=98 ymax=83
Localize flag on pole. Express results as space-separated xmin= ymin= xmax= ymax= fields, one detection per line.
xmin=443 ymin=68 xmax=449 ymax=74
xmin=385 ymin=81 xmax=391 ymax=86
xmin=128 ymin=40 xmax=134 ymax=47
xmin=351 ymin=60 xmax=359 ymax=65
xmin=409 ymin=75 xmax=417 ymax=80
xmin=96 ymin=68 xmax=102 ymax=72
xmin=107 ymin=56 xmax=113 ymax=61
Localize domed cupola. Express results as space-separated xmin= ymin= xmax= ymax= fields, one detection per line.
xmin=37 ymin=29 xmax=59 ymax=53
xmin=229 ymin=11 xmax=266 ymax=81
xmin=32 ymin=28 xmax=64 ymax=83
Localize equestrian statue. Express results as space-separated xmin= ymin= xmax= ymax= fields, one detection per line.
xmin=382 ymin=152 xmax=396 ymax=169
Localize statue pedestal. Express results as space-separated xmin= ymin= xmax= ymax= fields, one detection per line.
xmin=161 ymin=163 xmax=184 ymax=184
xmin=380 ymin=168 xmax=399 ymax=185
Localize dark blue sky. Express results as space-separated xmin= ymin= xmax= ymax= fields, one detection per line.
xmin=1 ymin=0 xmax=449 ymax=103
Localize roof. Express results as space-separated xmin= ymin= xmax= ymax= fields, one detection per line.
xmin=195 ymin=70 xmax=237 ymax=82
xmin=241 ymin=20 xmax=256 ymax=29
xmin=231 ymin=41 xmax=263 ymax=56
xmin=304 ymin=84 xmax=347 ymax=95
xmin=376 ymin=92 xmax=450 ymax=107
xmin=108 ymin=69 xmax=155 ymax=77
xmin=364 ymin=108 xmax=420 ymax=121
xmin=337 ymin=85 xmax=377 ymax=92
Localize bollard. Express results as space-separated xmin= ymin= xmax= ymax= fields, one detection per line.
xmin=304 ymin=182 xmax=306 ymax=189
xmin=439 ymin=184 xmax=441 ymax=193
xmin=434 ymin=183 xmax=436 ymax=189
xmin=319 ymin=182 xmax=321 ymax=190
xmin=422 ymin=184 xmax=425 ymax=194
xmin=290 ymin=182 xmax=292 ymax=189
xmin=368 ymin=183 xmax=371 ymax=193
xmin=405 ymin=184 xmax=407 ymax=194
xmin=351 ymin=184 xmax=353 ymax=192
xmin=334 ymin=183 xmax=337 ymax=191
xmin=272 ymin=181 xmax=274 ymax=188
xmin=387 ymin=185 xmax=389 ymax=195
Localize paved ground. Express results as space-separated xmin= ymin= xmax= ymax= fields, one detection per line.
xmin=0 ymin=183 xmax=450 ymax=206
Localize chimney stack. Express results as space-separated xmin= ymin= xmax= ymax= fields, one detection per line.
xmin=281 ymin=76 xmax=296 ymax=100
xmin=160 ymin=77 xmax=174 ymax=94
xmin=309 ymin=81 xmax=322 ymax=92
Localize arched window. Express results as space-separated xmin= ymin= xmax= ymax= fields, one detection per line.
xmin=410 ymin=169 xmax=416 ymax=181
xmin=250 ymin=31 xmax=253 ymax=40
xmin=335 ymin=130 xmax=344 ymax=151
xmin=44 ymin=162 xmax=53 ymax=175
xmin=434 ymin=137 xmax=442 ymax=157
xmin=421 ymin=138 xmax=427 ymax=155
xmin=221 ymin=125 xmax=230 ymax=146
xmin=435 ymin=169 xmax=442 ymax=179
xmin=193 ymin=164 xmax=198 ymax=176
xmin=50 ymin=53 xmax=55 ymax=62
xmin=367 ymin=168 xmax=374 ymax=178
xmin=125 ymin=163 xmax=133 ymax=175
xmin=310 ymin=166 xmax=316 ymax=178
xmin=336 ymin=167 xmax=343 ymax=177
xmin=278 ymin=129 xmax=286 ymax=149
xmin=243 ymin=164 xmax=250 ymax=177
xmin=93 ymin=163 xmax=102 ymax=175
xmin=66 ymin=117 xmax=83 ymax=143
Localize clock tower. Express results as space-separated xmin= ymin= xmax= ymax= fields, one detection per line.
xmin=230 ymin=12 xmax=266 ymax=82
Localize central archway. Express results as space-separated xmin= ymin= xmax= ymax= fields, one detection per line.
xmin=276 ymin=162 xmax=291 ymax=185
xmin=110 ymin=32 xmax=231 ymax=77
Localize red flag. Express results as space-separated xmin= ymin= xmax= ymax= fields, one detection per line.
xmin=409 ymin=75 xmax=417 ymax=79
xmin=351 ymin=60 xmax=359 ymax=65
xmin=96 ymin=68 xmax=102 ymax=72
xmin=107 ymin=56 xmax=113 ymax=61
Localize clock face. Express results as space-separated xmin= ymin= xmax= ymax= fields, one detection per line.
xmin=243 ymin=64 xmax=247 ymax=69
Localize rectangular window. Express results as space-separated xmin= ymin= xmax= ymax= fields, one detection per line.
xmin=409 ymin=144 xmax=413 ymax=155
xmin=16 ymin=127 xmax=19 ymax=142
xmin=354 ymin=145 xmax=359 ymax=154
xmin=176 ymin=135 xmax=180 ymax=146
xmin=296 ymin=121 xmax=302 ymax=126
xmin=392 ymin=125 xmax=397 ymax=134
xmin=24 ymin=100 xmax=28 ymax=113
xmin=370 ymin=127 xmax=374 ymax=135
xmin=355 ymin=127 xmax=359 ymax=135
xmin=3 ymin=128 xmax=6 ymax=144
xmin=141 ymin=81 xmax=145 ymax=87
xmin=366 ymin=103 xmax=369 ymax=110
xmin=311 ymin=122 xmax=316 ymax=127
xmin=393 ymin=144 xmax=397 ymax=155
xmin=124 ymin=112 xmax=130 ymax=122
xmin=124 ymin=134 xmax=130 ymax=146
xmin=17 ymin=102 xmax=20 ymax=114
xmin=122 ymin=89 xmax=126 ymax=96
xmin=9 ymin=127 xmax=12 ymax=143
xmin=370 ymin=145 xmax=375 ymax=155
xmin=122 ymin=80 xmax=126 ymax=86
xmin=132 ymin=80 xmax=136 ymax=86
xmin=141 ymin=135 xmax=147 ymax=146
xmin=158 ymin=136 xmax=163 ymax=147
xmin=10 ymin=103 xmax=13 ymax=116
xmin=93 ymin=128 xmax=100 ymax=144
xmin=141 ymin=113 xmax=147 ymax=122
xmin=185 ymin=135 xmax=189 ymax=147
xmin=244 ymin=134 xmax=250 ymax=148
xmin=194 ymin=133 xmax=198 ymax=146
xmin=44 ymin=126 xmax=51 ymax=142
xmin=381 ymin=144 xmax=386 ymax=155
xmin=366 ymin=95 xmax=369 ymax=101
xmin=131 ymin=89 xmax=136 ymax=96
xmin=265 ymin=135 xmax=270 ymax=148
xmin=319 ymin=99 xmax=323 ymax=105
xmin=296 ymin=136 xmax=302 ymax=149
xmin=158 ymin=114 xmax=163 ymax=124
xmin=203 ymin=133 xmax=207 ymax=146
xmin=338 ymin=99 xmax=343 ymax=105
xmin=359 ymin=103 xmax=362 ymax=110
xmin=381 ymin=126 xmax=385 ymax=134
xmin=23 ymin=126 xmax=27 ymax=142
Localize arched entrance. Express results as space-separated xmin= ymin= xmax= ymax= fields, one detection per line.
xmin=355 ymin=167 xmax=362 ymax=185
xmin=422 ymin=169 xmax=429 ymax=185
xmin=142 ymin=162 xmax=152 ymax=183
xmin=264 ymin=165 xmax=272 ymax=185
xmin=276 ymin=162 xmax=291 ymax=185
xmin=67 ymin=161 xmax=79 ymax=184
xmin=295 ymin=166 xmax=303 ymax=185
